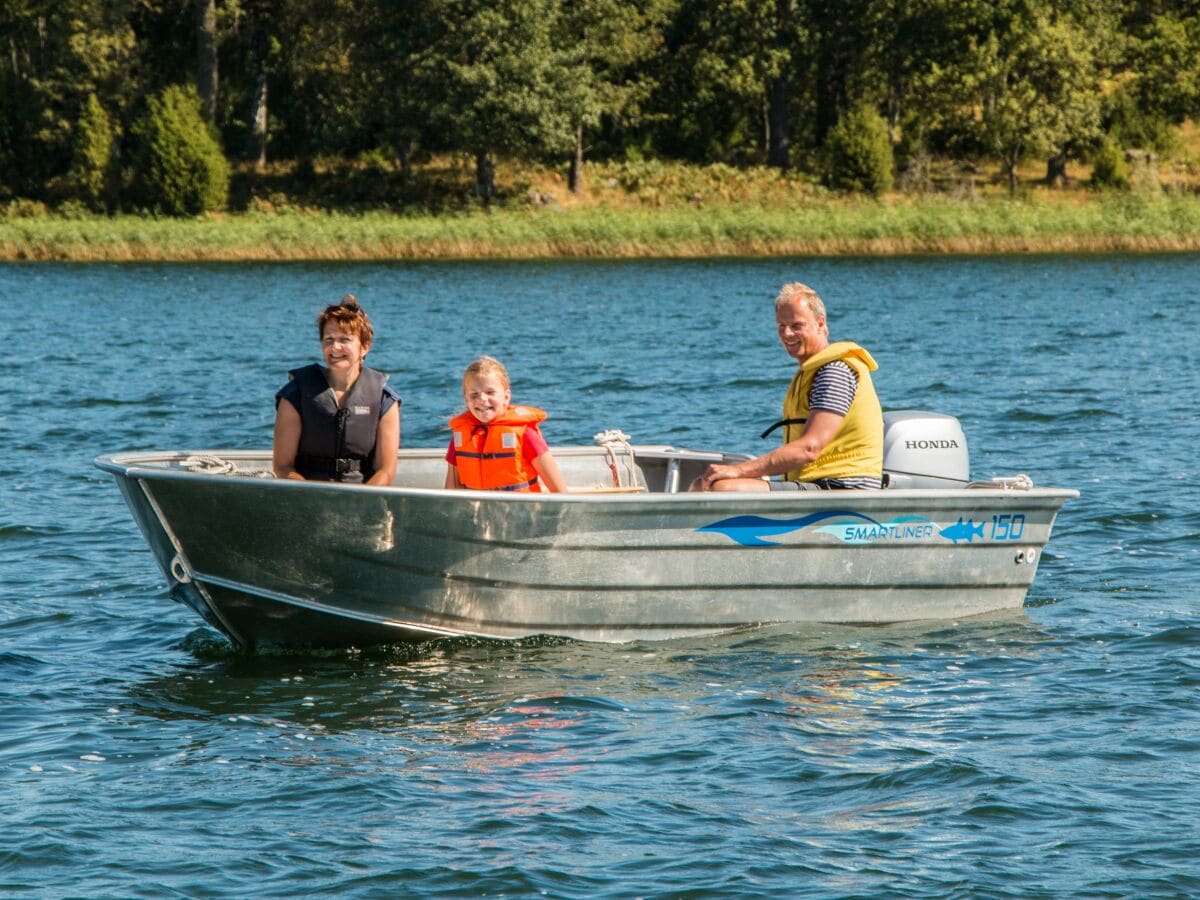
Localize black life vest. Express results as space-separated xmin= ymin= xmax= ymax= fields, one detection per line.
xmin=289 ymin=363 xmax=388 ymax=483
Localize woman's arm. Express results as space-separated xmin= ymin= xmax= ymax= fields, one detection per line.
xmin=272 ymin=399 xmax=306 ymax=480
xmin=444 ymin=464 xmax=462 ymax=489
xmin=366 ymin=403 xmax=400 ymax=486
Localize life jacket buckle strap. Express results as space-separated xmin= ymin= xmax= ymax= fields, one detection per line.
xmin=761 ymin=417 xmax=807 ymax=440
xmin=495 ymin=477 xmax=540 ymax=492
xmin=296 ymin=453 xmax=362 ymax=475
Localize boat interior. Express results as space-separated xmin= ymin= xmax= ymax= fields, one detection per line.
xmin=107 ymin=410 xmax=1019 ymax=494
xmin=140 ymin=443 xmax=737 ymax=494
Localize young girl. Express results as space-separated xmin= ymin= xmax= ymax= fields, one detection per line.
xmin=444 ymin=356 xmax=567 ymax=493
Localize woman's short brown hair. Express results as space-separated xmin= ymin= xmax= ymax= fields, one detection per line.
xmin=317 ymin=294 xmax=374 ymax=347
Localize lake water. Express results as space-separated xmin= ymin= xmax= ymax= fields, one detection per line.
xmin=2 ymin=255 xmax=1198 ymax=896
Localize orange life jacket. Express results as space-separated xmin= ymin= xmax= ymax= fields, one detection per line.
xmin=449 ymin=406 xmax=548 ymax=492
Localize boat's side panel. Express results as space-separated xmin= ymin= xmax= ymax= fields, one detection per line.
xmin=104 ymin=470 xmax=252 ymax=640
xmin=110 ymin=473 xmax=178 ymax=579
xmin=136 ymin=474 xmax=1069 ymax=644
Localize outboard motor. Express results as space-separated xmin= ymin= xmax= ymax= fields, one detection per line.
xmin=882 ymin=411 xmax=970 ymax=489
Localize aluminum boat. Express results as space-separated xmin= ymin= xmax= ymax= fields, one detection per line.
xmin=95 ymin=412 xmax=1077 ymax=649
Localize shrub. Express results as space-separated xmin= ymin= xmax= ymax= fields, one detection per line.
xmin=822 ymin=103 xmax=894 ymax=195
xmin=1090 ymin=139 xmax=1130 ymax=190
xmin=67 ymin=94 xmax=117 ymax=211
xmin=357 ymin=147 xmax=393 ymax=172
xmin=1102 ymin=88 xmax=1179 ymax=156
xmin=130 ymin=84 xmax=229 ymax=215
xmin=1 ymin=198 xmax=50 ymax=218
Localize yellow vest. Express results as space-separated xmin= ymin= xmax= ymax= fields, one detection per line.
xmin=782 ymin=341 xmax=883 ymax=482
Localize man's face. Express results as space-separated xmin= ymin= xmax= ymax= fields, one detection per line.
xmin=776 ymin=298 xmax=827 ymax=363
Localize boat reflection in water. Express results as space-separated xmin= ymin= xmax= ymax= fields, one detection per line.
xmin=95 ymin=412 xmax=1077 ymax=651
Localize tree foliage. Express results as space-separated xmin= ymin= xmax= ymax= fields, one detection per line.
xmin=432 ymin=0 xmax=597 ymax=200
xmin=67 ymin=94 xmax=117 ymax=210
xmin=1125 ymin=8 xmax=1200 ymax=126
xmin=822 ymin=101 xmax=893 ymax=194
xmin=2 ymin=0 xmax=1196 ymax=208
xmin=0 ymin=0 xmax=138 ymax=198
xmin=130 ymin=84 xmax=230 ymax=215
xmin=1090 ymin=139 xmax=1130 ymax=190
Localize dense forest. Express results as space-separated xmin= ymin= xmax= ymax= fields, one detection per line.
xmin=2 ymin=0 xmax=1198 ymax=214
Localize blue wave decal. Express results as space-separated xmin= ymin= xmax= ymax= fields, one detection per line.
xmin=698 ymin=511 xmax=878 ymax=547
xmin=939 ymin=517 xmax=984 ymax=544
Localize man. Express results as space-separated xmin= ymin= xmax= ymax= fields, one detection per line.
xmin=694 ymin=282 xmax=883 ymax=491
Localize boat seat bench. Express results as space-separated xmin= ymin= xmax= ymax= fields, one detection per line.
xmin=390 ymin=444 xmax=649 ymax=492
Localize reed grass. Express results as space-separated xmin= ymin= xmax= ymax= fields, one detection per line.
xmin=4 ymin=194 xmax=1200 ymax=261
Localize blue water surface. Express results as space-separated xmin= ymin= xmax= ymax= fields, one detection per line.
xmin=1 ymin=255 xmax=1198 ymax=896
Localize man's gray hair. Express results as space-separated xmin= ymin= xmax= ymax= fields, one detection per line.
xmin=774 ymin=283 xmax=826 ymax=321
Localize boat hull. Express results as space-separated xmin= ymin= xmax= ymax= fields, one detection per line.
xmin=97 ymin=450 xmax=1076 ymax=649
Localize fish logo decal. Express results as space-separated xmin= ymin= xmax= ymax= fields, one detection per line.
xmin=938 ymin=517 xmax=984 ymax=544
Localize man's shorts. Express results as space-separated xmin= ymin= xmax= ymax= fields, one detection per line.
xmin=767 ymin=480 xmax=821 ymax=492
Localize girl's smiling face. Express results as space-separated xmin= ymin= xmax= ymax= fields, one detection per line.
xmin=463 ymin=371 xmax=511 ymax=424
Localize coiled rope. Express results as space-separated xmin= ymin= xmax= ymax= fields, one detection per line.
xmin=593 ymin=429 xmax=638 ymax=488
xmin=968 ymin=473 xmax=1034 ymax=491
xmin=180 ymin=455 xmax=274 ymax=478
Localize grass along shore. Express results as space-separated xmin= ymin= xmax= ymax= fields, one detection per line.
xmin=5 ymin=194 xmax=1200 ymax=261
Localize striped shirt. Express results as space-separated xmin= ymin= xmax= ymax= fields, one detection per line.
xmin=806 ymin=361 xmax=881 ymax=490
xmin=809 ymin=360 xmax=858 ymax=417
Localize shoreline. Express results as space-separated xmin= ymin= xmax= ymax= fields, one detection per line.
xmin=8 ymin=236 xmax=1200 ymax=262
xmin=5 ymin=197 xmax=1200 ymax=261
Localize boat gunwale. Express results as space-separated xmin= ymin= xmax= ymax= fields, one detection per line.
xmin=94 ymin=449 xmax=1080 ymax=503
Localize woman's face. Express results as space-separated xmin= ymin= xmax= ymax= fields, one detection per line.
xmin=321 ymin=323 xmax=367 ymax=375
xmin=463 ymin=372 xmax=511 ymax=424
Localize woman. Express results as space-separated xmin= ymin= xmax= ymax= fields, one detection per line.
xmin=272 ymin=295 xmax=401 ymax=484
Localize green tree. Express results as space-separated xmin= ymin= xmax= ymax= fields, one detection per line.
xmin=925 ymin=4 xmax=1103 ymax=192
xmin=130 ymin=83 xmax=230 ymax=214
xmin=822 ymin=101 xmax=893 ymax=193
xmin=806 ymin=0 xmax=878 ymax=147
xmin=212 ymin=0 xmax=284 ymax=169
xmin=344 ymin=0 xmax=442 ymax=175
xmin=1117 ymin=4 xmax=1200 ymax=138
xmin=859 ymin=0 xmax=967 ymax=149
xmin=424 ymin=0 xmax=593 ymax=203
xmin=67 ymin=93 xmax=117 ymax=210
xmin=558 ymin=0 xmax=671 ymax=190
xmin=648 ymin=0 xmax=803 ymax=166
xmin=1090 ymin=138 xmax=1130 ymax=189
xmin=0 ymin=0 xmax=137 ymax=200
xmin=253 ymin=0 xmax=323 ymax=160
xmin=195 ymin=0 xmax=218 ymax=120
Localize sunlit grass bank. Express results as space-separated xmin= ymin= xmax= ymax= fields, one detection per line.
xmin=5 ymin=195 xmax=1200 ymax=261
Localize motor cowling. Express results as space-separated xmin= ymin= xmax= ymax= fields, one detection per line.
xmin=882 ymin=411 xmax=970 ymax=488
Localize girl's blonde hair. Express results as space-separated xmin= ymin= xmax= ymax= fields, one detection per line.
xmin=462 ymin=355 xmax=509 ymax=391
